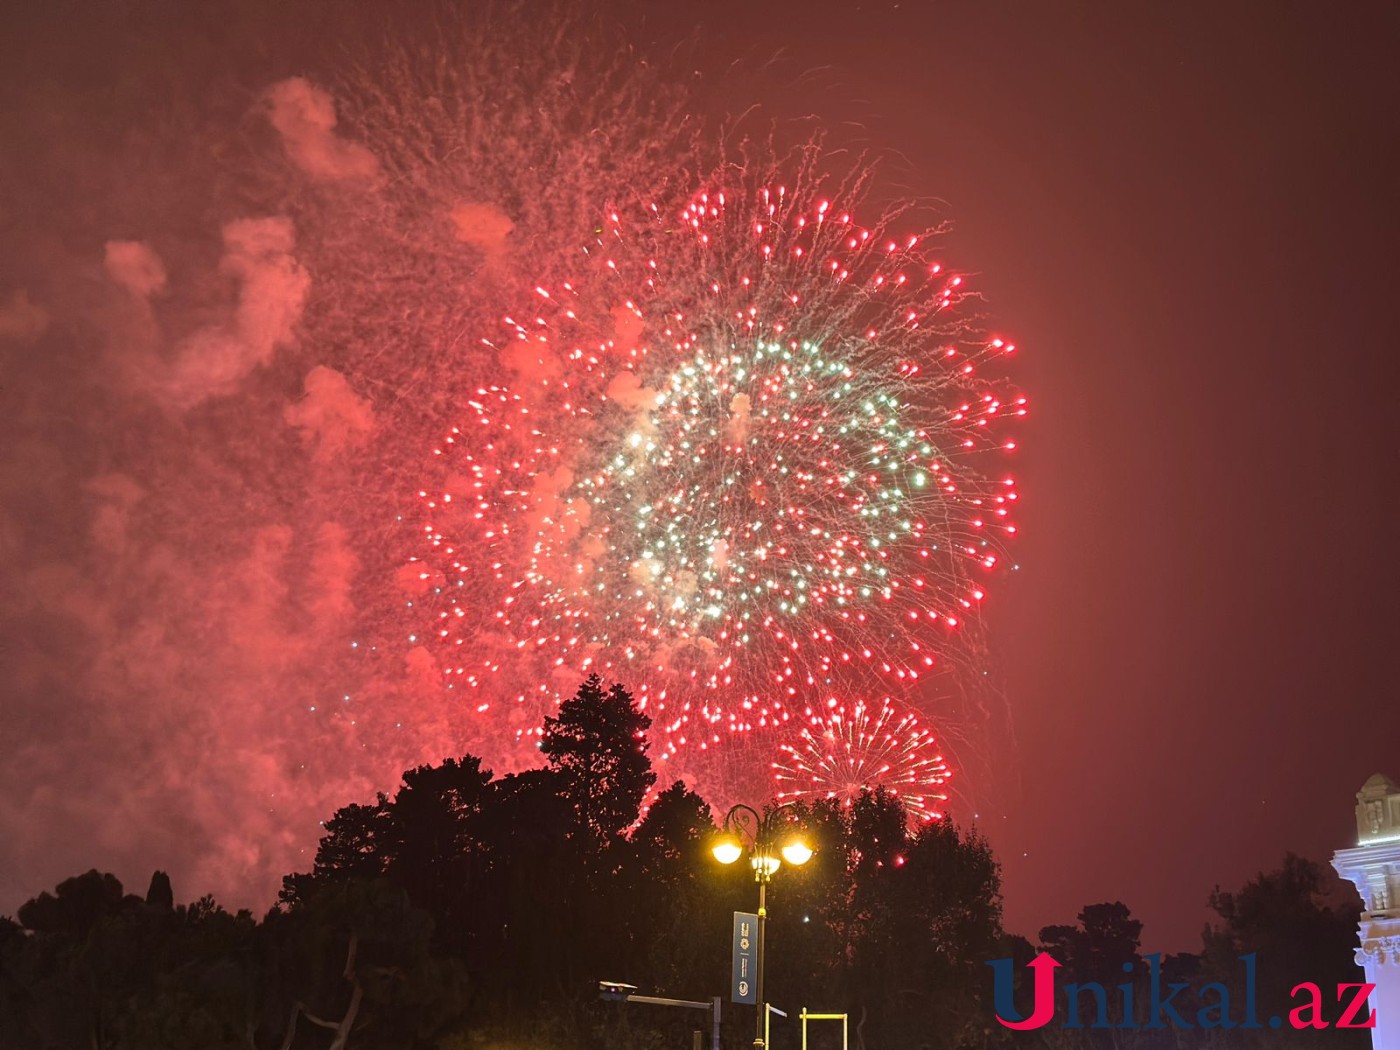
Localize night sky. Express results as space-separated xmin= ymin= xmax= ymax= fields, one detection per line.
xmin=3 ymin=0 xmax=1398 ymax=954
xmin=670 ymin=0 xmax=1400 ymax=948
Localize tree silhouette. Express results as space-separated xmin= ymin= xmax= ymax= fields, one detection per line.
xmin=1039 ymin=900 xmax=1143 ymax=986
xmin=625 ymin=781 xmax=724 ymax=990
xmin=1204 ymin=853 xmax=1365 ymax=1042
xmin=0 ymin=679 xmax=1022 ymax=1050
xmin=144 ymin=871 xmax=174 ymax=910
xmin=540 ymin=675 xmax=656 ymax=842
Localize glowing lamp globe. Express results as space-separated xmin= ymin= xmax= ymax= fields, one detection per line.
xmin=752 ymin=854 xmax=782 ymax=877
xmin=780 ymin=840 xmax=813 ymax=866
xmin=712 ymin=835 xmax=744 ymax=865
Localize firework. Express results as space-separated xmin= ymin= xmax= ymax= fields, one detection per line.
xmin=268 ymin=5 xmax=704 ymax=766
xmin=773 ymin=697 xmax=950 ymax=820
xmin=412 ymin=158 xmax=1023 ymax=766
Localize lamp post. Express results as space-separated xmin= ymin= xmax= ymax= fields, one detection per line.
xmin=711 ymin=803 xmax=813 ymax=1050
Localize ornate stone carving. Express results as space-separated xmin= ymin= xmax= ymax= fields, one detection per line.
xmin=1334 ymin=772 xmax=1400 ymax=1049
xmin=1357 ymin=935 xmax=1400 ymax=967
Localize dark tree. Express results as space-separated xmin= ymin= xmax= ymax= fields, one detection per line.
xmin=630 ymin=781 xmax=715 ymax=874
xmin=1204 ymin=853 xmax=1365 ymax=1041
xmin=1039 ymin=900 xmax=1143 ymax=985
xmin=263 ymin=879 xmax=468 ymax=1050
xmin=540 ymin=674 xmax=656 ymax=842
xmin=624 ymin=781 xmax=724 ymax=991
xmin=387 ymin=756 xmax=492 ymax=948
xmin=315 ymin=796 xmax=395 ymax=881
xmin=753 ymin=791 xmax=1005 ymax=1050
xmin=144 ymin=871 xmax=174 ymax=910
xmin=16 ymin=869 xmax=130 ymax=936
xmin=475 ymin=767 xmax=582 ymax=1003
xmin=2 ymin=681 xmax=1015 ymax=1050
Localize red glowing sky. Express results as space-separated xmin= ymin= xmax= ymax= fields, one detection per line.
xmin=2 ymin=0 xmax=1397 ymax=953
xmin=650 ymin=0 xmax=1400 ymax=947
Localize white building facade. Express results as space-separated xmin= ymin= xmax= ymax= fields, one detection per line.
xmin=1333 ymin=773 xmax=1400 ymax=1050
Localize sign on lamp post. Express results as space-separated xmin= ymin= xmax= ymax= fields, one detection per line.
xmin=731 ymin=911 xmax=759 ymax=1005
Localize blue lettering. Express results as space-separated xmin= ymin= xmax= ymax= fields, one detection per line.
xmin=1240 ymin=953 xmax=1261 ymax=1028
xmin=1197 ymin=982 xmax=1236 ymax=1029
xmin=985 ymin=958 xmax=1024 ymax=1024
xmin=1145 ymin=953 xmax=1193 ymax=1029
xmin=1064 ymin=982 xmax=1111 ymax=1029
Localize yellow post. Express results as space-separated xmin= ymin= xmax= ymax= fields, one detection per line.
xmin=799 ymin=1009 xmax=849 ymax=1050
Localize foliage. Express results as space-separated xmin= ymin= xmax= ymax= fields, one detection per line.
xmin=541 ymin=675 xmax=657 ymax=842
xmin=999 ymin=863 xmax=1367 ymax=1050
xmin=1202 ymin=853 xmax=1366 ymax=1048
xmin=1 ymin=678 xmax=1007 ymax=1049
xmin=2 ymin=682 xmax=1365 ymax=1050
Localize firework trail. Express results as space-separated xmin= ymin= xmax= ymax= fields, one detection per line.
xmin=773 ymin=696 xmax=950 ymax=820
xmin=413 ymin=154 xmax=1023 ymax=793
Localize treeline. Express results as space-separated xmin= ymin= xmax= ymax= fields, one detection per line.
xmin=0 ymin=677 xmax=1366 ymax=1049
xmin=998 ymin=864 xmax=1366 ymax=1050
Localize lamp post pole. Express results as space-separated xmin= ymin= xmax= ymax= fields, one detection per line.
xmin=754 ymin=874 xmax=767 ymax=1050
xmin=713 ymin=802 xmax=812 ymax=1050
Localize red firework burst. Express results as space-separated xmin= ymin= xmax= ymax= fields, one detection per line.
xmin=408 ymin=158 xmax=1022 ymax=778
xmin=773 ymin=697 xmax=951 ymax=820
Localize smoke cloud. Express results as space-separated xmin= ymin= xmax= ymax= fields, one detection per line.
xmin=450 ymin=202 xmax=515 ymax=270
xmin=267 ymin=77 xmax=380 ymax=184
xmin=104 ymin=241 xmax=168 ymax=299
xmin=0 ymin=2 xmax=700 ymax=917
xmin=284 ymin=366 xmax=375 ymax=459
xmin=160 ymin=217 xmax=310 ymax=409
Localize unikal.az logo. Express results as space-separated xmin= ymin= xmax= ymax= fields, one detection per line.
xmin=987 ymin=953 xmax=1376 ymax=1031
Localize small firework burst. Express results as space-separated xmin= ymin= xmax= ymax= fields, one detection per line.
xmin=773 ymin=697 xmax=950 ymax=820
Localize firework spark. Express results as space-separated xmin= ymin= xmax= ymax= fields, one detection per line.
xmin=773 ymin=697 xmax=950 ymax=820
xmin=412 ymin=159 xmax=1023 ymax=769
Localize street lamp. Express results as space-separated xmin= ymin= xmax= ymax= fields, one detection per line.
xmin=711 ymin=803 xmax=812 ymax=1049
